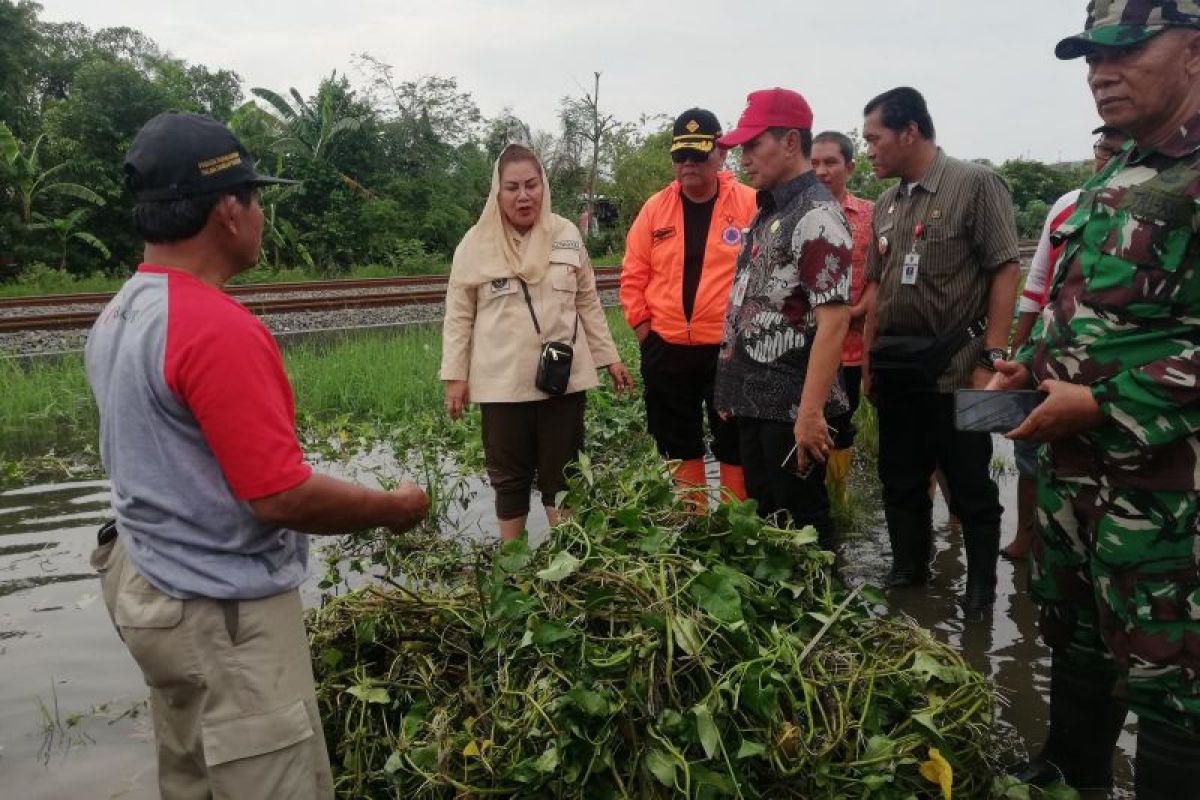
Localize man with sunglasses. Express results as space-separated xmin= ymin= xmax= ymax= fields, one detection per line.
xmin=620 ymin=108 xmax=757 ymax=502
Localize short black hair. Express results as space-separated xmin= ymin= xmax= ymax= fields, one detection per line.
xmin=813 ymin=131 xmax=855 ymax=165
xmin=863 ymin=87 xmax=935 ymax=140
xmin=132 ymin=185 xmax=255 ymax=244
xmin=765 ymin=127 xmax=813 ymax=158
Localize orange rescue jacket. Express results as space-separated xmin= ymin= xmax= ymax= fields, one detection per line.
xmin=620 ymin=172 xmax=758 ymax=346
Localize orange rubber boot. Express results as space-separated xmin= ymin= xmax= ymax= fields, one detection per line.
xmin=673 ymin=458 xmax=709 ymax=511
xmin=718 ymin=463 xmax=747 ymax=502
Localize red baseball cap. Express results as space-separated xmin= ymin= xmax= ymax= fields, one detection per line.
xmin=717 ymin=88 xmax=814 ymax=148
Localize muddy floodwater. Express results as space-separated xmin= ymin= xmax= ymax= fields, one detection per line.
xmin=0 ymin=438 xmax=1134 ymax=798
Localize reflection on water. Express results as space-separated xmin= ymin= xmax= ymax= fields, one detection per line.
xmin=840 ymin=437 xmax=1135 ymax=799
xmin=1 ymin=442 xmax=1137 ymax=798
xmin=0 ymin=478 xmax=159 ymax=799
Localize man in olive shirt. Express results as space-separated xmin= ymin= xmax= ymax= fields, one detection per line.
xmin=860 ymin=87 xmax=1021 ymax=611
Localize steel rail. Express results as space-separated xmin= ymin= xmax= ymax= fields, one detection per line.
xmin=0 ymin=267 xmax=624 ymax=310
xmin=0 ymin=274 xmax=622 ymax=333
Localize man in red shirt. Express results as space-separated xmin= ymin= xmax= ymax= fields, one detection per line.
xmin=87 ymin=112 xmax=430 ymax=799
xmin=811 ymin=131 xmax=874 ymax=508
xmin=621 ymin=108 xmax=757 ymax=502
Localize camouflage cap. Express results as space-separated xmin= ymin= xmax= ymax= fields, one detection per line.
xmin=1056 ymin=0 xmax=1200 ymax=59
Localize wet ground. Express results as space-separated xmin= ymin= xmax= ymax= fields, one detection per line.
xmin=0 ymin=439 xmax=1134 ymax=798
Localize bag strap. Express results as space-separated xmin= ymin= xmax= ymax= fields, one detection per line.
xmin=518 ymin=279 xmax=542 ymax=337
xmin=518 ymin=279 xmax=579 ymax=345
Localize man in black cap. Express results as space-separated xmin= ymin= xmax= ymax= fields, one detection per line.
xmin=989 ymin=3 xmax=1200 ymax=795
xmin=620 ymin=108 xmax=757 ymax=501
xmin=86 ymin=112 xmax=429 ymax=799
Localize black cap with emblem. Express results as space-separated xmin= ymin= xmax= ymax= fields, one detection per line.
xmin=124 ymin=111 xmax=298 ymax=201
xmin=670 ymin=108 xmax=723 ymax=157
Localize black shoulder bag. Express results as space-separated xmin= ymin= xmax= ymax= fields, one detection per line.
xmin=870 ymin=317 xmax=987 ymax=390
xmin=520 ymin=280 xmax=578 ymax=395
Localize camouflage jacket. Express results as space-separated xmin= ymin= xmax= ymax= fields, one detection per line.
xmin=1016 ymin=111 xmax=1200 ymax=490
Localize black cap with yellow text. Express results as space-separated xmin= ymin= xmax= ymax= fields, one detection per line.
xmin=124 ymin=111 xmax=298 ymax=201
xmin=671 ymin=108 xmax=722 ymax=155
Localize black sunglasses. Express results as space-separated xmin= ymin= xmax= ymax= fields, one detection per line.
xmin=671 ymin=149 xmax=711 ymax=164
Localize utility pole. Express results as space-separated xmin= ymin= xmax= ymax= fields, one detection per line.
xmin=582 ymin=71 xmax=614 ymax=237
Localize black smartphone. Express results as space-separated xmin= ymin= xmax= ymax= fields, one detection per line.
xmin=954 ymin=389 xmax=1046 ymax=433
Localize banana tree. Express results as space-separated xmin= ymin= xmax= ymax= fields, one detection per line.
xmin=0 ymin=122 xmax=105 ymax=225
xmin=28 ymin=208 xmax=110 ymax=269
xmin=243 ymin=77 xmax=373 ymax=196
xmin=258 ymin=184 xmax=313 ymax=270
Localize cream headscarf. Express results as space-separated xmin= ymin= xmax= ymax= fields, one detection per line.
xmin=449 ymin=144 xmax=575 ymax=287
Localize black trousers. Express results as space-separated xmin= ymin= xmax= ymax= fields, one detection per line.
xmin=640 ymin=332 xmax=740 ymax=464
xmin=829 ymin=365 xmax=861 ymax=450
xmin=738 ymin=417 xmax=832 ymax=546
xmin=480 ymin=392 xmax=586 ymax=519
xmin=875 ymin=388 xmax=1001 ymax=528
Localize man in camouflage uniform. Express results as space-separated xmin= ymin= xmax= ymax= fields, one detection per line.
xmin=990 ymin=2 xmax=1200 ymax=795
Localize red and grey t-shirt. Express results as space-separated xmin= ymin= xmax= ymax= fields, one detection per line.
xmin=85 ymin=265 xmax=312 ymax=600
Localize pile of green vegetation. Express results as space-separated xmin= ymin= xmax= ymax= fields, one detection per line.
xmin=309 ymin=448 xmax=996 ymax=799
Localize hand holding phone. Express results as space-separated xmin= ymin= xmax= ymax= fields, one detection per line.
xmin=954 ymin=389 xmax=1046 ymax=433
xmin=781 ymin=422 xmax=838 ymax=479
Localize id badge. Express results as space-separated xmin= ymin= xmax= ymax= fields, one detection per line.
xmin=901 ymin=252 xmax=920 ymax=285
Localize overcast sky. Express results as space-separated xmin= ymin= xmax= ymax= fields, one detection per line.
xmin=38 ymin=0 xmax=1100 ymax=164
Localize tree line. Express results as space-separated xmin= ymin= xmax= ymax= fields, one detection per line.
xmin=0 ymin=0 xmax=1089 ymax=281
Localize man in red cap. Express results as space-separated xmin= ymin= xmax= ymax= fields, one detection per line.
xmin=713 ymin=88 xmax=852 ymax=550
xmin=620 ymin=108 xmax=757 ymax=504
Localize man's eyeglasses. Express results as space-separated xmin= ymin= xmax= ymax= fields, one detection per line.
xmin=671 ymin=149 xmax=711 ymax=164
xmin=1093 ymin=142 xmax=1120 ymax=161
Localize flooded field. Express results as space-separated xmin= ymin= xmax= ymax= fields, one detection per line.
xmin=0 ymin=439 xmax=1134 ymax=798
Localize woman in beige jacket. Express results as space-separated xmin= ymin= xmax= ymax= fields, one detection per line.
xmin=440 ymin=144 xmax=633 ymax=541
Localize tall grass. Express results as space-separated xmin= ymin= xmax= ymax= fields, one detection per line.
xmin=286 ymin=326 xmax=445 ymax=422
xmin=0 ymin=309 xmax=635 ymax=461
xmin=0 ymin=355 xmax=97 ymax=458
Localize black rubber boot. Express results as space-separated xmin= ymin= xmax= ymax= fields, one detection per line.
xmin=885 ymin=507 xmax=932 ymax=587
xmin=1010 ymin=659 xmax=1126 ymax=790
xmin=1135 ymin=717 xmax=1200 ymax=800
xmin=961 ymin=524 xmax=1000 ymax=611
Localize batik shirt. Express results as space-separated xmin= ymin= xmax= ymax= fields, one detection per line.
xmin=714 ymin=171 xmax=852 ymax=422
xmin=1016 ymin=112 xmax=1200 ymax=491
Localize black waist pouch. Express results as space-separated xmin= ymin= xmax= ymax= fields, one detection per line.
xmin=535 ymin=340 xmax=574 ymax=395
xmin=870 ymin=332 xmax=967 ymax=390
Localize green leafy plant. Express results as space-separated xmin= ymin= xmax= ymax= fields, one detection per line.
xmin=0 ymin=122 xmax=104 ymax=226
xmin=309 ymin=448 xmax=999 ymax=799
xmin=28 ymin=207 xmax=109 ymax=269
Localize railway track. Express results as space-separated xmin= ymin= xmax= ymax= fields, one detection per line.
xmin=0 ymin=238 xmax=1038 ymax=335
xmin=0 ymin=268 xmax=623 ymax=333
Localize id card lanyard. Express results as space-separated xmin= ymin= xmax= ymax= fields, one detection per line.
xmin=900 ymin=222 xmax=924 ymax=286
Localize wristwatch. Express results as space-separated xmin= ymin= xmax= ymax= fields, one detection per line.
xmin=977 ymin=347 xmax=1007 ymax=372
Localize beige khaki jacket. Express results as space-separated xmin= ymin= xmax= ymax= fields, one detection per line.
xmin=440 ymin=242 xmax=620 ymax=403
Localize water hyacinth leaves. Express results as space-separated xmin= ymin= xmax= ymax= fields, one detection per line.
xmin=308 ymin=449 xmax=998 ymax=798
xmin=536 ymin=549 xmax=581 ymax=582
